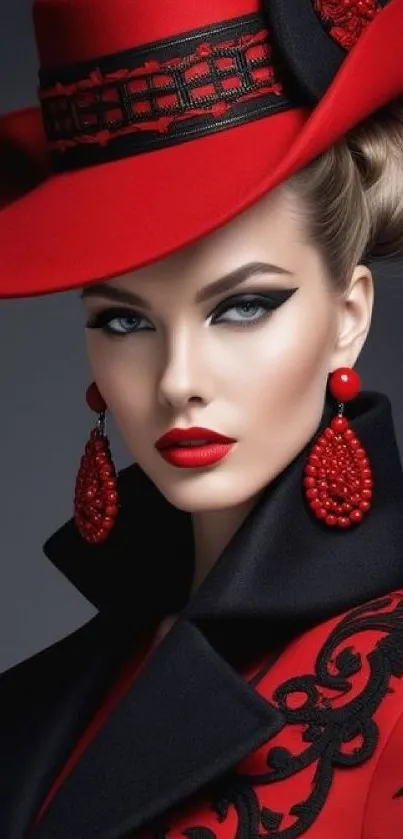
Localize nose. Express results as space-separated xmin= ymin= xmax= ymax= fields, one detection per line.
xmin=157 ymin=326 xmax=211 ymax=410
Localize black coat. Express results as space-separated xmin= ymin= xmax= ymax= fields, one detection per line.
xmin=2 ymin=391 xmax=403 ymax=839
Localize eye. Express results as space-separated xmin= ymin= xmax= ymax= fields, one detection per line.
xmin=211 ymin=292 xmax=290 ymax=327
xmin=84 ymin=289 xmax=298 ymax=336
xmin=85 ymin=307 xmax=152 ymax=335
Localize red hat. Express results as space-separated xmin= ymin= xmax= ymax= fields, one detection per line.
xmin=0 ymin=0 xmax=402 ymax=298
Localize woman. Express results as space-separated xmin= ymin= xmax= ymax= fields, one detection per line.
xmin=1 ymin=0 xmax=403 ymax=837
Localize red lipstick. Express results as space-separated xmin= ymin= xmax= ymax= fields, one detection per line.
xmin=155 ymin=426 xmax=236 ymax=468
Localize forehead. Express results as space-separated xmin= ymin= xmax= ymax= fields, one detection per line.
xmin=189 ymin=184 xmax=304 ymax=262
xmin=192 ymin=184 xmax=300 ymax=254
xmin=91 ymin=184 xmax=308 ymax=297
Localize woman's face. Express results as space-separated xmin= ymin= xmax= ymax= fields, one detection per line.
xmin=81 ymin=184 xmax=365 ymax=513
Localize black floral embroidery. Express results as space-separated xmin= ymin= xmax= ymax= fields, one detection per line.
xmin=156 ymin=592 xmax=403 ymax=839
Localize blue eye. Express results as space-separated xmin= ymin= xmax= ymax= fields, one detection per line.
xmin=211 ymin=294 xmax=275 ymax=326
xmin=85 ymin=307 xmax=151 ymax=335
xmin=84 ymin=290 xmax=297 ymax=336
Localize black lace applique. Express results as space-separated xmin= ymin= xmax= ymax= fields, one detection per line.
xmin=156 ymin=592 xmax=403 ymax=839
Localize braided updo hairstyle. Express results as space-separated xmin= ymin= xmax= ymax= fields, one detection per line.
xmin=284 ymin=94 xmax=403 ymax=291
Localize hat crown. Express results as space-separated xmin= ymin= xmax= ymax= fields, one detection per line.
xmin=32 ymin=0 xmax=391 ymax=177
xmin=0 ymin=0 xmax=401 ymax=298
xmin=33 ymin=0 xmax=260 ymax=69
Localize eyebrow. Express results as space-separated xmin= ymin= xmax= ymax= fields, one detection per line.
xmin=79 ymin=261 xmax=296 ymax=307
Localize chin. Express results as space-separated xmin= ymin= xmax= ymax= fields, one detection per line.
xmin=152 ymin=469 xmax=260 ymax=513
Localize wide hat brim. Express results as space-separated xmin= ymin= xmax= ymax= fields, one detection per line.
xmin=0 ymin=0 xmax=402 ymax=298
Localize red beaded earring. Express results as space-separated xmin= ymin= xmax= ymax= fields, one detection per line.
xmin=303 ymin=367 xmax=373 ymax=528
xmin=74 ymin=382 xmax=120 ymax=543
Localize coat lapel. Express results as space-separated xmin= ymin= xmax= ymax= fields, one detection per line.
xmin=18 ymin=389 xmax=403 ymax=839
xmin=31 ymin=618 xmax=283 ymax=839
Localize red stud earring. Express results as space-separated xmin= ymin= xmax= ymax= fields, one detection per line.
xmin=303 ymin=367 xmax=373 ymax=528
xmin=74 ymin=382 xmax=120 ymax=543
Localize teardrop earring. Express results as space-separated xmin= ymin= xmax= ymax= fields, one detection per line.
xmin=303 ymin=367 xmax=374 ymax=528
xmin=74 ymin=382 xmax=120 ymax=543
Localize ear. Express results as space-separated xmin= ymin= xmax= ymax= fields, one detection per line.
xmin=328 ymin=264 xmax=374 ymax=371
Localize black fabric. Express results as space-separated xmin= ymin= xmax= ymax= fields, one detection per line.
xmin=265 ymin=0 xmax=392 ymax=105
xmin=46 ymin=94 xmax=296 ymax=173
xmin=266 ymin=0 xmax=345 ymax=104
xmin=28 ymin=620 xmax=282 ymax=839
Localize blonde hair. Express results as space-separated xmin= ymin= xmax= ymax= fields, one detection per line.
xmin=284 ymin=95 xmax=403 ymax=292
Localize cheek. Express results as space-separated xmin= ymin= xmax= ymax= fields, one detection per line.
xmin=227 ymin=301 xmax=334 ymax=402
xmin=228 ymin=304 xmax=335 ymax=463
xmin=85 ymin=337 xmax=151 ymax=426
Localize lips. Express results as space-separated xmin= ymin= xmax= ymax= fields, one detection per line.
xmin=155 ymin=426 xmax=237 ymax=469
xmin=155 ymin=426 xmax=236 ymax=450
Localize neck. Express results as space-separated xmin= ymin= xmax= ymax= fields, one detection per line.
xmin=190 ymin=493 xmax=263 ymax=596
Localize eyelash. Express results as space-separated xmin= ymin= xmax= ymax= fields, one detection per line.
xmin=85 ymin=293 xmax=282 ymax=337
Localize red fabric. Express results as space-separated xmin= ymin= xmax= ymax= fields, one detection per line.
xmin=362 ymin=705 xmax=403 ymax=837
xmin=0 ymin=0 xmax=402 ymax=298
xmin=313 ymin=0 xmax=380 ymax=50
xmin=34 ymin=0 xmax=257 ymax=68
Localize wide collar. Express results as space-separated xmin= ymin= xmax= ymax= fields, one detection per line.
xmin=28 ymin=389 xmax=403 ymax=839
xmin=44 ymin=390 xmax=403 ymax=641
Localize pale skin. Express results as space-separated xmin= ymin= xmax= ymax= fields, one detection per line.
xmin=81 ymin=182 xmax=374 ymax=637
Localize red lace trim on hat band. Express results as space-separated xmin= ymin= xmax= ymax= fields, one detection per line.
xmin=38 ymin=15 xmax=285 ymax=156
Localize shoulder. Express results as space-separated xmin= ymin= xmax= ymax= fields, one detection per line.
xmin=0 ymin=612 xmax=103 ymax=712
xmin=0 ymin=607 xmax=150 ymax=722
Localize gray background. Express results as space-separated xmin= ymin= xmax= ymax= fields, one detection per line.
xmin=0 ymin=1 xmax=402 ymax=674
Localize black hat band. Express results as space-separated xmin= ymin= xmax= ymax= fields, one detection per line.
xmin=38 ymin=13 xmax=301 ymax=173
